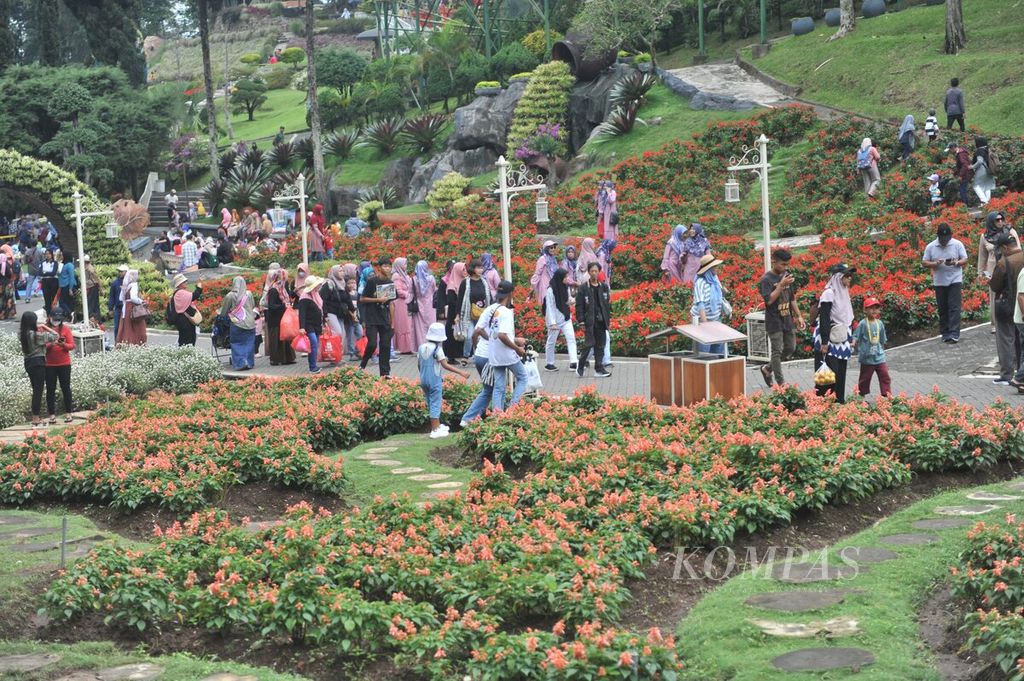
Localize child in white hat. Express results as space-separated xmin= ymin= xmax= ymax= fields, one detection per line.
xmin=418 ymin=322 xmax=469 ymax=438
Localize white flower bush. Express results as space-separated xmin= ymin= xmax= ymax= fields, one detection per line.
xmin=0 ymin=334 xmax=221 ymax=428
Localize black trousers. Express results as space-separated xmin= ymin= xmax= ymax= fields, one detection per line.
xmin=45 ymin=364 xmax=72 ymax=415
xmin=41 ymin=278 xmax=58 ymax=314
xmin=935 ymin=283 xmax=963 ymax=340
xmin=578 ymin=319 xmax=608 ymax=371
xmin=360 ymin=324 xmax=393 ymax=376
xmin=177 ymin=323 xmax=197 ymax=347
xmin=25 ymin=362 xmax=45 ymax=417
xmin=947 ymin=114 xmax=965 ymax=131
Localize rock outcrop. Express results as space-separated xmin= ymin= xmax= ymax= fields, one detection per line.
xmin=566 ymin=63 xmax=634 ymax=153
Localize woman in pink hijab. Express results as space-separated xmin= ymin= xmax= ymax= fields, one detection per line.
xmin=529 ymin=240 xmax=559 ymax=306
xmin=411 ymin=260 xmax=436 ymax=348
xmin=391 ymin=257 xmax=415 ymax=353
xmin=443 ymin=261 xmax=467 ymax=359
xmin=576 ymin=237 xmax=599 ymax=284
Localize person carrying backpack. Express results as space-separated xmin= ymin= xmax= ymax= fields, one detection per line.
xmin=169 ymin=274 xmax=203 ymax=347
xmin=856 ymin=138 xmax=881 ymax=198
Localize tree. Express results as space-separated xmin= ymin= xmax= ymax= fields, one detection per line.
xmin=194 ymin=0 xmax=222 ymax=180
xmin=944 ymin=0 xmax=966 ymax=55
xmin=0 ymin=0 xmax=15 ymax=71
xmin=230 ymin=78 xmax=268 ymax=120
xmin=315 ymin=48 xmax=367 ymax=93
xmin=305 ymin=0 xmax=327 ymax=209
xmin=828 ymin=0 xmax=855 ymax=41
xmin=281 ymin=46 xmax=306 ymax=71
xmin=61 ymin=0 xmax=146 ymax=86
xmin=33 ymin=0 xmax=60 ymax=66
xmin=572 ymin=0 xmax=685 ymax=67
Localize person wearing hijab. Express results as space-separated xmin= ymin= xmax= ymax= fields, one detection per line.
xmin=816 ymin=264 xmax=856 ymax=403
xmin=577 ymin=238 xmax=599 ymax=283
xmin=412 ymin=260 xmax=436 ymax=348
xmin=295 ymin=262 xmax=310 ymax=294
xmin=691 ymin=254 xmax=727 ymax=355
xmin=480 ymin=252 xmax=500 ymax=296
xmin=660 ymin=225 xmax=689 ymax=284
xmin=595 ymin=180 xmax=618 ymax=240
xmin=443 ymin=261 xmax=467 ymax=360
xmin=221 ymin=207 xmax=232 ymax=231
xmin=83 ymin=255 xmax=102 ymax=325
xmin=20 ymin=310 xmax=57 ymax=426
xmin=543 ymin=268 xmax=578 ymax=372
xmin=897 ymin=115 xmax=917 ymax=162
xmin=457 ymin=258 xmax=494 ymax=357
xmin=856 ymin=138 xmax=881 ymax=198
xmin=977 ymin=211 xmax=1021 ymax=333
xmin=262 ymin=213 xmax=273 ymax=236
xmin=391 ymin=257 xmax=416 ymax=353
xmin=220 ymin=276 xmax=257 ymax=370
xmin=264 ymin=268 xmax=296 ymax=366
xmin=0 ymin=251 xmax=15 ymax=320
xmin=680 ymin=223 xmax=711 ymax=284
xmin=561 ymin=245 xmax=579 ymax=290
xmin=308 ymin=204 xmax=327 ymax=261
xmin=972 ymin=136 xmax=996 ymax=206
xmin=116 ymin=269 xmax=147 ymax=346
xmin=529 ymin=240 xmax=559 ymax=306
xmin=298 ymin=275 xmax=326 ymax=373
xmin=56 ymin=251 xmax=77 ymax=318
xmin=323 ymin=264 xmax=348 ymax=341
xmin=171 ymin=273 xmax=203 ymax=347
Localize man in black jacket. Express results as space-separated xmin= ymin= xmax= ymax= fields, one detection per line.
xmin=576 ymin=262 xmax=612 ymax=378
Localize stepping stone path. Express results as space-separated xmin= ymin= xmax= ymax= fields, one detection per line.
xmin=355 ymin=453 xmax=394 ymax=461
xmin=0 ymin=526 xmax=57 ymax=540
xmin=367 ymin=459 xmax=402 ymax=466
xmin=427 ymin=481 xmax=464 ymax=489
xmin=0 ymin=653 xmax=61 ymax=673
xmin=745 ymin=589 xmax=862 ymax=613
xmin=1006 ymin=481 xmax=1024 ymax=492
xmin=391 ymin=467 xmax=424 ymax=474
xmin=771 ymin=647 xmax=875 ymax=672
xmin=838 ymin=546 xmax=899 ymax=563
xmin=912 ymin=518 xmax=974 ymax=530
xmin=96 ymin=663 xmax=165 ymax=680
xmin=967 ymin=491 xmax=1021 ymax=502
xmin=409 ymin=473 xmax=450 ymax=482
xmin=934 ymin=504 xmax=1000 ymax=516
xmin=879 ymin=533 xmax=939 ymax=546
xmin=771 ymin=562 xmax=862 ymax=584
xmin=346 ymin=436 xmax=471 ymax=502
xmin=0 ymin=513 xmax=33 ymax=526
xmin=750 ymin=616 xmax=860 ymax=638
xmin=364 ymin=447 xmax=397 ymax=454
xmin=200 ymin=674 xmax=259 ymax=681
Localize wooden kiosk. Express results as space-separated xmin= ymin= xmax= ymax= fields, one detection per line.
xmin=646 ymin=321 xmax=747 ymax=407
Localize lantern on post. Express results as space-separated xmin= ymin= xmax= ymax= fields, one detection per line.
xmin=535 ymin=192 xmax=550 ymax=223
xmin=724 ymin=176 xmax=741 ymax=203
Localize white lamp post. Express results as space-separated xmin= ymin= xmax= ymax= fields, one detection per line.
xmin=272 ymin=173 xmax=309 ymax=265
xmin=71 ymin=191 xmax=120 ymax=330
xmin=725 ymin=134 xmax=772 ymax=272
xmin=494 ymin=156 xmax=549 ymax=281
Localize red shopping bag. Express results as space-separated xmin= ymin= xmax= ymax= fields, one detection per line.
xmin=355 ymin=335 xmax=368 ymax=357
xmin=279 ymin=306 xmax=299 ymax=341
xmin=291 ymin=333 xmax=311 ymax=354
xmin=319 ymin=329 xmax=342 ymax=363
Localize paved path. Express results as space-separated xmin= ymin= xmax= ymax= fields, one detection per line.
xmin=664 ymin=63 xmax=790 ymax=107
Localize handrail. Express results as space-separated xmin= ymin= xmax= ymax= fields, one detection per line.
xmin=139 ymin=171 xmax=160 ymax=209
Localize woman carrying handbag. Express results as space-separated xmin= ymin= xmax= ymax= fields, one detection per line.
xmin=116 ymin=269 xmax=148 ymax=346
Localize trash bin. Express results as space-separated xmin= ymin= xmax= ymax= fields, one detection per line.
xmin=791 ymin=16 xmax=815 ymax=35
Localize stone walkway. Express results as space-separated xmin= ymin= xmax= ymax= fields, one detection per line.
xmin=729 ymin=478 xmax=1024 ymax=675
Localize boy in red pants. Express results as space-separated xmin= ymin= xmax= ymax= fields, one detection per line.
xmin=852 ymin=297 xmax=892 ymax=397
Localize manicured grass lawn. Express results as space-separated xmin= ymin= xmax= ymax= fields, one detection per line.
xmin=220 ymin=88 xmax=310 ymax=143
xmin=380 ymin=202 xmax=430 ymax=215
xmin=744 ymin=0 xmax=1024 ymax=135
xmin=677 ymin=481 xmax=1024 ymax=680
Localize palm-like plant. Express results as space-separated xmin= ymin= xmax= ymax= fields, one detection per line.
xmin=360 ymin=183 xmax=398 ymax=209
xmin=365 ymin=116 xmax=406 ymax=157
xmin=401 ymin=114 xmax=448 ymax=156
xmin=267 ymin=142 xmax=295 ymax=169
xmin=326 ymin=129 xmax=363 ymax=160
xmin=240 ymin=146 xmax=265 ymax=169
xmin=203 ymin=177 xmax=227 ymax=214
xmin=218 ymin=149 xmax=238 ymax=176
xmin=224 ymin=163 xmax=274 ymax=209
xmin=293 ymin=138 xmax=316 ymax=168
xmin=593 ymin=71 xmax=658 ymax=140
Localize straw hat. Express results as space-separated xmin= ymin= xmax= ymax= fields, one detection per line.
xmin=302 ymin=275 xmax=325 ymax=292
xmin=696 ymin=253 xmax=724 ymax=276
xmin=171 ymin=273 xmax=187 ymax=288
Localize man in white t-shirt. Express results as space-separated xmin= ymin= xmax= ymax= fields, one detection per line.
xmin=459 ymin=280 xmax=528 ymax=424
xmin=1012 ymin=266 xmax=1024 ymax=392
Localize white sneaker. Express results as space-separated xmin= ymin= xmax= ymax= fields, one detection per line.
xmin=459 ymin=420 xmax=469 ymax=428
xmin=438 ymin=423 xmax=450 ymax=432
xmin=429 ymin=427 xmax=450 ymax=439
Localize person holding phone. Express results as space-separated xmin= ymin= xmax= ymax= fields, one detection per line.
xmin=758 ymin=249 xmax=805 ymax=387
xmin=43 ymin=309 xmax=75 ymax=424
xmin=923 ymin=222 xmax=969 ymax=343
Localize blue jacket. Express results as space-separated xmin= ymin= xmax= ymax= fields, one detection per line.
xmin=108 ymin=276 xmax=123 ymax=313
xmin=58 ymin=262 xmax=77 ymax=288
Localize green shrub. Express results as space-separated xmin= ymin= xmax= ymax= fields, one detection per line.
xmin=490 ymin=42 xmax=540 ymax=82
xmin=505 ymin=61 xmax=574 ymax=158
xmin=634 ymin=52 xmax=652 ymax=63
xmin=263 ymin=64 xmax=292 ymax=90
xmin=281 ymin=46 xmax=306 ymax=70
xmin=426 ymin=171 xmax=471 ymax=216
xmin=521 ymin=28 xmax=561 ymax=58
xmin=316 ymin=86 xmax=352 ymax=130
xmin=269 ymin=2 xmax=284 ymax=17
xmin=475 ymin=81 xmax=500 ymax=89
xmin=315 ymin=48 xmax=367 ymax=92
xmin=240 ymin=52 xmax=263 ymax=65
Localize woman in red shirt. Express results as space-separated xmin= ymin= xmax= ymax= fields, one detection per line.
xmin=43 ymin=309 xmax=74 ymax=424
